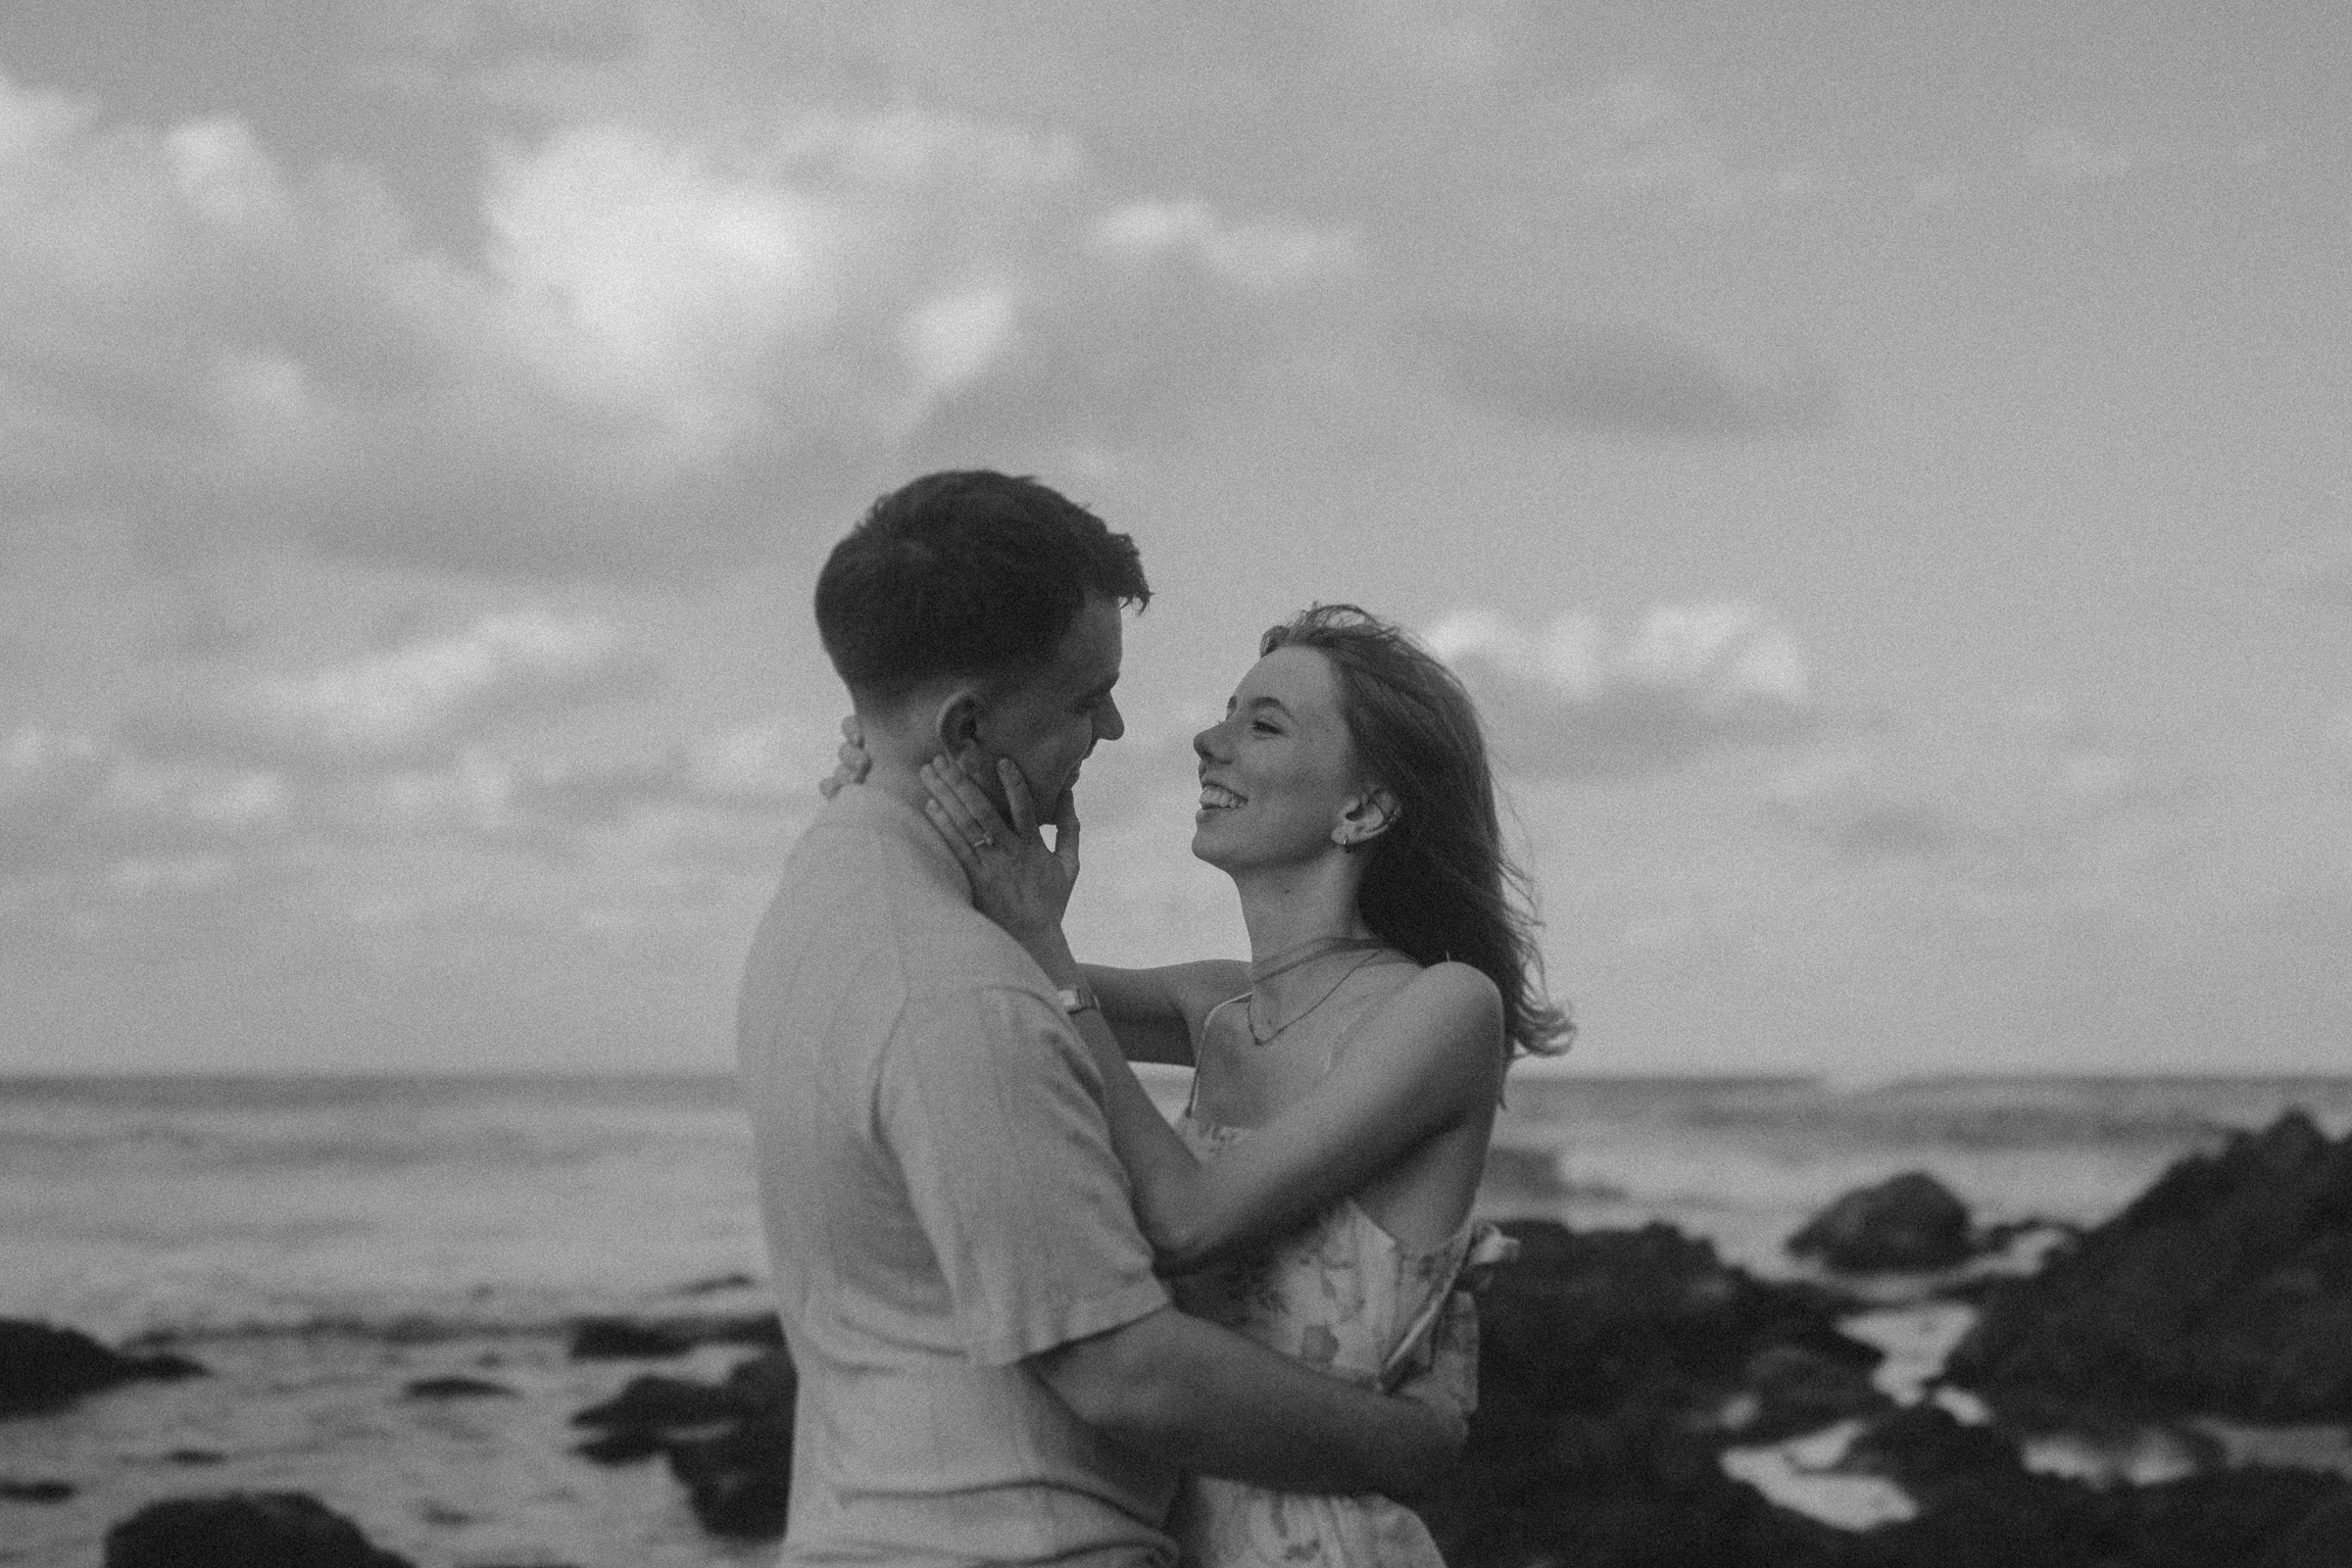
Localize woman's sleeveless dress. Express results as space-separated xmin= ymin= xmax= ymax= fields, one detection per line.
xmin=1167 ymin=1103 xmax=1508 ymax=1567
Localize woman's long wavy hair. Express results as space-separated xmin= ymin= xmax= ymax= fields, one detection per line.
xmin=1262 ymin=605 xmax=1573 ymax=1058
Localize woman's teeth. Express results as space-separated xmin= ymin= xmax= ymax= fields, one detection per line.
xmin=1200 ymin=783 xmax=1245 ymax=809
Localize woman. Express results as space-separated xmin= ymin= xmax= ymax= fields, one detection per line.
xmin=849 ymin=605 xmax=1570 ymax=1564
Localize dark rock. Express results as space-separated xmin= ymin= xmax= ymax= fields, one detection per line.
xmin=1460 ymin=1220 xmax=1880 ymax=1430
xmin=0 ymin=1477 xmax=74 ymax=1501
xmin=2256 ymin=1486 xmax=2352 ymax=1568
xmin=1788 ymin=1171 xmax=1976 ymax=1273
xmin=2110 ymin=1470 xmax=2350 ymax=1568
xmin=1944 ymin=1109 xmax=2352 ymax=1421
xmin=1738 ymin=1341 xmax=1887 ymax=1444
xmin=104 ymin=1492 xmax=414 ymax=1568
xmin=0 ymin=1319 xmax=207 ymax=1419
xmin=167 ymin=1447 xmax=226 ymax=1464
xmin=674 ymin=1271 xmax=760 ymax=1296
xmin=1777 ymin=1451 xmax=2336 ymax=1568
xmin=666 ymin=1401 xmax=793 ymax=1539
xmin=1416 ymin=1220 xmax=1878 ymax=1568
xmin=570 ymin=1373 xmax=749 ymax=1441
xmin=401 ymin=1375 xmax=516 ymax=1399
xmin=566 ymin=1311 xmax=782 ymax=1359
xmin=1836 ymin=1403 xmax=2025 ymax=1500
xmin=570 ymin=1348 xmax=798 ymax=1538
xmin=574 ymin=1427 xmax=672 ymax=1464
xmin=722 ymin=1346 xmax=799 ymax=1408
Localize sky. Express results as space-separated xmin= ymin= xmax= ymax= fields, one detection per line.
xmin=1 ymin=0 xmax=2347 ymax=1077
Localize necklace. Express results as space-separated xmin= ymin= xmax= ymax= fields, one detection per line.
xmin=1248 ymin=940 xmax=1396 ymax=1048
xmin=1249 ymin=933 xmax=1390 ymax=987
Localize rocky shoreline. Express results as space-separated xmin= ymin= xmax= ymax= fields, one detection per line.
xmin=11 ymin=1108 xmax=2351 ymax=1566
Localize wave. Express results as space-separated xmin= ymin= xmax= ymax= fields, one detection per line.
xmin=116 ymin=1274 xmax=782 ymax=1349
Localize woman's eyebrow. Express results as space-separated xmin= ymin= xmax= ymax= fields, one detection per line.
xmin=1248 ymin=696 xmax=1292 ymax=717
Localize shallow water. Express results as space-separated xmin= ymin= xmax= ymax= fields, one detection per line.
xmin=6 ymin=1072 xmax=2350 ymax=1562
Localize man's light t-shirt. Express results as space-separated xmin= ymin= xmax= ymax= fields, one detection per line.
xmin=737 ymin=783 xmax=1177 ymax=1566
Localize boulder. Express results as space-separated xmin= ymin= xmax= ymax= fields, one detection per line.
xmin=0 ymin=1319 xmax=206 ymax=1419
xmin=2256 ymin=1487 xmax=2352 ymax=1568
xmin=570 ymin=1368 xmax=759 ymax=1462
xmin=1788 ymin=1172 xmax=1976 ymax=1273
xmin=0 ymin=1477 xmax=74 ymax=1501
xmin=2107 ymin=1471 xmax=2351 ymax=1568
xmin=104 ymin=1492 xmax=414 ymax=1568
xmin=1416 ymin=1220 xmax=1880 ymax=1568
xmin=667 ymin=1399 xmax=794 ymax=1539
xmin=1943 ymin=1109 xmax=2352 ymax=1421
xmin=400 ymin=1374 xmax=515 ymax=1399
xmin=566 ymin=1311 xmax=782 ymax=1359
xmin=570 ymin=1348 xmax=797 ymax=1538
xmin=1834 ymin=1402 xmax=2028 ymax=1502
xmin=1413 ymin=1217 xmax=2349 ymax=1568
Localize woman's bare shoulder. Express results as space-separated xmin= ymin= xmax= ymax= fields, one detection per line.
xmin=1375 ymin=960 xmax=1505 ymax=1054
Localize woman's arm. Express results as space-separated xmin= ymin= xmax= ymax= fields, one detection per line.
xmin=919 ymin=756 xmax=1502 ymax=1274
xmin=1079 ymin=961 xmax=1250 ymax=1066
xmin=1063 ymin=956 xmax=1502 ymax=1274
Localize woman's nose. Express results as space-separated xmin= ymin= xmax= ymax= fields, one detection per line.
xmin=1193 ymin=721 xmax=1224 ymax=760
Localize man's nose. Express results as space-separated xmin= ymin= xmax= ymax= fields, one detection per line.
xmin=1095 ymin=695 xmax=1125 ymax=744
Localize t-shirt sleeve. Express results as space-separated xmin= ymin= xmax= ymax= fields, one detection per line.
xmin=879 ymin=984 xmax=1170 ymax=1367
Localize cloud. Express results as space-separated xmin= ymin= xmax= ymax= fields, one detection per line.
xmin=1092 ymin=199 xmax=1358 ymax=291
xmin=477 ymin=122 xmax=852 ymax=446
xmin=0 ymin=61 xmax=1376 ymax=575
xmin=0 ymin=694 xmax=834 ymax=914
xmin=126 ymin=608 xmax=657 ymax=769
xmin=1553 ymin=75 xmax=1751 ymax=212
xmin=1422 ymin=603 xmax=1814 ymax=778
xmin=2022 ymin=124 xmax=2138 ymax=185
xmin=1764 ymin=696 xmax=2176 ymax=882
xmin=0 ymin=724 xmax=291 ymax=877
xmin=1416 ymin=312 xmax=1839 ymax=439
xmin=2278 ymin=521 xmax=2352 ymax=608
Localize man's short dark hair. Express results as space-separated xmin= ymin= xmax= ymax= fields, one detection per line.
xmin=815 ymin=470 xmax=1151 ymax=704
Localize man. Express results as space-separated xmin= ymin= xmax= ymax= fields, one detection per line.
xmin=738 ymin=470 xmax=1461 ymax=1566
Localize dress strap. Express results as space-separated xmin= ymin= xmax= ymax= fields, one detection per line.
xmin=1200 ymin=990 xmax=1252 ymax=1034
xmin=1187 ymin=993 xmax=1253 ymax=1119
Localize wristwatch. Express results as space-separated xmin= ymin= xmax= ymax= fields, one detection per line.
xmin=1055 ymin=981 xmax=1100 ymax=1017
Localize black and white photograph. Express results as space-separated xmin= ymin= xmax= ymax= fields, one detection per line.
xmin=3 ymin=4 xmax=2349 ymax=1565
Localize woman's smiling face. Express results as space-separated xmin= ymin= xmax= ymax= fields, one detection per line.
xmin=1192 ymin=645 xmax=1368 ymax=871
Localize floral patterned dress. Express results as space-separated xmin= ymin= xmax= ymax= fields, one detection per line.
xmin=1167 ymin=1110 xmax=1510 ymax=1567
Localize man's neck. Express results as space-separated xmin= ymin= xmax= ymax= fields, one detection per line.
xmin=856 ymin=756 xmax=935 ymax=819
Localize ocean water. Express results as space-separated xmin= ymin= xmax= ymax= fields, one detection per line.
xmin=5 ymin=1072 xmax=2351 ymax=1565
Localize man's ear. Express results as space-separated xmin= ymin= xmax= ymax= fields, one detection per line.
xmin=1333 ymin=785 xmax=1400 ymax=850
xmin=932 ymin=686 xmax=987 ymax=764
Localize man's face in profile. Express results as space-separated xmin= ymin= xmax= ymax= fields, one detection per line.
xmin=963 ymin=594 xmax=1125 ymax=821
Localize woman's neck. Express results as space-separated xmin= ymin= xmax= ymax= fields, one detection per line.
xmin=1230 ymin=857 xmax=1373 ymax=963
